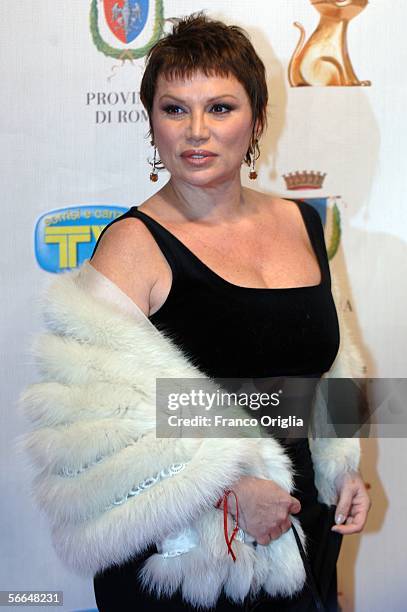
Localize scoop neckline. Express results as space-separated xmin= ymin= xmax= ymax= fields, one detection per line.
xmin=132 ymin=200 xmax=325 ymax=292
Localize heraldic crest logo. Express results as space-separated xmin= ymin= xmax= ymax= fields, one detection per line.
xmin=90 ymin=0 xmax=164 ymax=60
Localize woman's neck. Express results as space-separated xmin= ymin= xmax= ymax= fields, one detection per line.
xmin=155 ymin=176 xmax=256 ymax=224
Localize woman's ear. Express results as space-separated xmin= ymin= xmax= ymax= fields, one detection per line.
xmin=253 ymin=118 xmax=261 ymax=141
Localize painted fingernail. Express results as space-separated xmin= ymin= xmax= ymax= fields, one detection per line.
xmin=335 ymin=514 xmax=345 ymax=525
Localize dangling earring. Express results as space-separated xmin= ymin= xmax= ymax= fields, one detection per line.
xmin=149 ymin=146 xmax=158 ymax=182
xmin=249 ymin=154 xmax=257 ymax=180
xmin=249 ymin=138 xmax=258 ymax=180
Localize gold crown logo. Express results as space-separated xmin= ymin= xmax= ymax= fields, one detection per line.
xmin=283 ymin=171 xmax=326 ymax=190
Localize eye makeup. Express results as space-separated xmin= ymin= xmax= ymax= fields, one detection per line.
xmin=161 ymin=103 xmax=234 ymax=115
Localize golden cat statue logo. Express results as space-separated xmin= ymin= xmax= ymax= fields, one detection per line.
xmin=288 ymin=0 xmax=371 ymax=87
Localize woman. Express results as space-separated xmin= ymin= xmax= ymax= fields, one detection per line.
xmin=20 ymin=12 xmax=371 ymax=612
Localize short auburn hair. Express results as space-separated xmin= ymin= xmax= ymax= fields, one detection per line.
xmin=139 ymin=11 xmax=268 ymax=166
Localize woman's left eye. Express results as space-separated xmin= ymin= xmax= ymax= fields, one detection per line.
xmin=210 ymin=103 xmax=232 ymax=114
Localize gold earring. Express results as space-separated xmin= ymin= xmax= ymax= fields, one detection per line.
xmin=149 ymin=146 xmax=158 ymax=182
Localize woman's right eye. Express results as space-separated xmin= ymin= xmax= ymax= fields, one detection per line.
xmin=162 ymin=105 xmax=184 ymax=115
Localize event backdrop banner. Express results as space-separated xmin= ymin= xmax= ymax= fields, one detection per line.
xmin=1 ymin=1 xmax=406 ymax=610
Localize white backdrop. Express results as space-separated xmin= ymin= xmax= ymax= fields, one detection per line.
xmin=1 ymin=1 xmax=406 ymax=610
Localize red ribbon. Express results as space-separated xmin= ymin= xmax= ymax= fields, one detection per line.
xmin=215 ymin=489 xmax=240 ymax=562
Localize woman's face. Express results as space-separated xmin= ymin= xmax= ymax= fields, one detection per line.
xmin=151 ymin=70 xmax=256 ymax=186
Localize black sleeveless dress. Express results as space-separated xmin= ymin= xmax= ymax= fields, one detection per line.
xmin=91 ymin=199 xmax=343 ymax=612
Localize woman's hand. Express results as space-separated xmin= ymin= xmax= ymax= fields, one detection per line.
xmin=331 ymin=469 xmax=371 ymax=535
xmin=221 ymin=476 xmax=301 ymax=545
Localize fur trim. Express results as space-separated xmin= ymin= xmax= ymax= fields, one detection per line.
xmin=309 ymin=437 xmax=361 ymax=505
xmin=16 ymin=262 xmax=362 ymax=607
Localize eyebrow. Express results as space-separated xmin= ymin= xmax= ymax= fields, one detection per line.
xmin=158 ymin=94 xmax=239 ymax=103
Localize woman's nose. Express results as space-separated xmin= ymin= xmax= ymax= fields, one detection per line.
xmin=186 ymin=111 xmax=210 ymax=142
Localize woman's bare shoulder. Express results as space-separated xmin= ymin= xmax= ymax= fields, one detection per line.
xmin=246 ymin=188 xmax=301 ymax=220
xmin=244 ymin=187 xmax=291 ymax=208
xmin=89 ymin=207 xmax=164 ymax=316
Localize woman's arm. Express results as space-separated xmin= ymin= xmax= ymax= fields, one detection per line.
xmin=309 ymin=271 xmax=371 ymax=531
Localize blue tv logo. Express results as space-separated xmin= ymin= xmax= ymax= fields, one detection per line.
xmin=35 ymin=205 xmax=128 ymax=273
